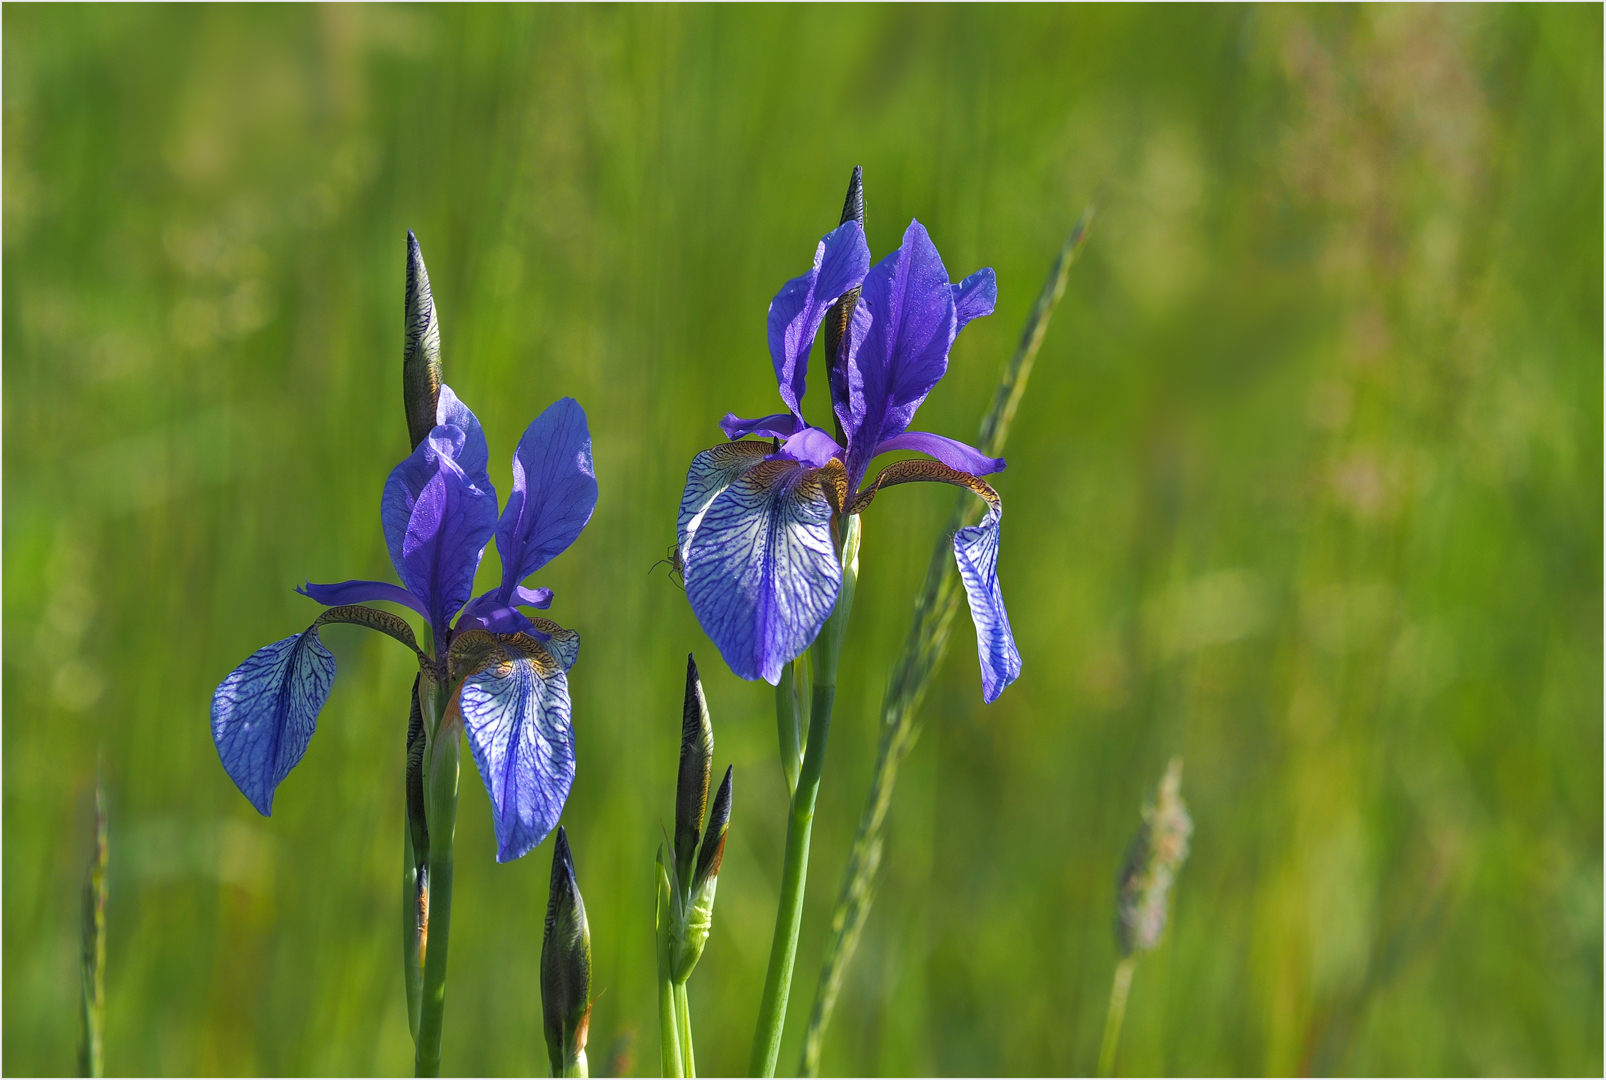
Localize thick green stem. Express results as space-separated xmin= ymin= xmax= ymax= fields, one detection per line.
xmin=1098 ymin=956 xmax=1136 ymax=1078
xmin=657 ymin=855 xmax=685 ymax=1078
xmin=415 ymin=681 xmax=459 ymax=1079
xmin=675 ymin=981 xmax=696 ymax=1077
xmin=749 ymin=515 xmax=861 ymax=1077
xmin=403 ymin=820 xmax=423 ymax=1041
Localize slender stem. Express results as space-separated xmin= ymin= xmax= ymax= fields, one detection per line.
xmin=800 ymin=210 xmax=1093 ymax=1077
xmin=1098 ymin=957 xmax=1136 ymax=1078
xmin=403 ymin=820 xmax=423 ymax=1042
xmin=657 ymin=856 xmax=685 ymax=1079
xmin=674 ymin=981 xmax=696 ymax=1077
xmin=414 ymin=681 xmax=459 ymax=1079
xmin=749 ymin=515 xmax=861 ymax=1077
xmin=79 ymin=770 xmax=107 ymax=1079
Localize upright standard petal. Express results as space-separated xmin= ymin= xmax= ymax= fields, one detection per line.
xmin=211 ymin=630 xmax=336 ymax=815
xmin=953 ymin=497 xmax=1021 ymax=703
xmin=435 ymin=384 xmax=491 ymax=489
xmin=767 ymin=220 xmax=870 ymax=421
xmin=951 ymin=267 xmax=998 ymax=335
xmin=451 ymin=631 xmax=576 ymax=863
xmin=495 ymin=398 xmax=597 ymax=597
xmin=843 ymin=220 xmax=958 ymax=478
xmin=682 ymin=456 xmax=841 ymax=684
xmin=381 ymin=419 xmax=498 ymax=640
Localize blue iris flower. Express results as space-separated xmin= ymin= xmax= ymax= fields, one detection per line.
xmin=211 ymin=236 xmax=598 ymax=863
xmin=677 ymin=217 xmax=1021 ymax=702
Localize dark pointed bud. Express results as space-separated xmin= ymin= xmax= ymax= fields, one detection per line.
xmin=403 ymin=230 xmax=443 ymax=451
xmin=1115 ymin=758 xmax=1192 ymax=957
xmin=542 ymin=827 xmax=592 ymax=1078
xmin=674 ymin=654 xmax=713 ymax=890
xmin=823 ymin=167 xmax=865 ymax=437
xmin=693 ymin=765 xmax=732 ymax=892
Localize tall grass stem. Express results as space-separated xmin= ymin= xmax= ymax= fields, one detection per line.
xmin=79 ymin=769 xmax=107 ymax=1079
xmin=1098 ymin=956 xmax=1135 ymax=1077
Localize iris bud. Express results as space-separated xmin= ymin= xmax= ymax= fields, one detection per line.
xmin=674 ymin=654 xmax=713 ymax=891
xmin=674 ymin=765 xmax=732 ymax=983
xmin=542 ymin=827 xmax=592 ymax=1078
xmin=823 ymin=165 xmax=865 ymax=436
xmin=403 ymin=230 xmax=443 ymax=451
xmin=1114 ymin=757 xmax=1192 ymax=956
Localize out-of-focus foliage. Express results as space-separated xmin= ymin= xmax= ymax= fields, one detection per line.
xmin=3 ymin=5 xmax=1599 ymax=1075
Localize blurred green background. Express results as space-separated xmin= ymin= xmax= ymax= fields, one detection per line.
xmin=4 ymin=4 xmax=1600 ymax=1076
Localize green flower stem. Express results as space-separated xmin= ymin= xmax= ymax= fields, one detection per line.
xmin=562 ymin=1050 xmax=589 ymax=1079
xmin=674 ymin=981 xmax=696 ymax=1077
xmin=415 ymin=680 xmax=460 ymax=1079
xmin=1098 ymin=956 xmax=1135 ymax=1078
xmin=403 ymin=817 xmax=423 ymax=1041
xmin=799 ymin=210 xmax=1092 ymax=1077
xmin=656 ymin=855 xmax=685 ymax=1079
xmin=749 ymin=514 xmax=862 ymax=1077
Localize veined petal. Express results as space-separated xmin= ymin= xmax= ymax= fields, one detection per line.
xmin=872 ymin=431 xmax=1005 ymax=477
xmin=677 ymin=441 xmax=773 ymax=566
xmin=845 ymin=457 xmax=1019 ymax=701
xmin=720 ymin=413 xmax=799 ymax=441
xmin=683 ymin=457 xmax=841 ymax=684
xmin=436 ymin=384 xmax=491 ymax=488
xmin=767 ymin=221 xmax=870 ymax=420
xmin=845 ymin=220 xmax=957 ymax=475
xmin=451 ymin=631 xmax=575 ymax=863
xmin=299 ymin=579 xmax=430 ymax=622
xmin=382 ymin=419 xmax=498 ymax=640
xmin=952 ymin=267 xmax=998 ymax=334
xmin=211 ymin=630 xmax=335 ymax=816
xmin=496 ymin=398 xmax=597 ymax=597
xmin=954 ymin=498 xmax=1021 ymax=703
xmin=528 ymin=616 xmax=580 ymax=673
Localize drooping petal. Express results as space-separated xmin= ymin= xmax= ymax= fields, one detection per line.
xmin=767 ymin=220 xmax=870 ymax=421
xmin=527 ymin=617 xmax=581 ymax=673
xmin=844 ymin=220 xmax=958 ymax=477
xmin=720 ymin=413 xmax=799 ymax=441
xmin=677 ymin=441 xmax=773 ymax=566
xmin=683 ymin=456 xmax=841 ymax=684
xmin=952 ymin=267 xmax=998 ymax=334
xmin=452 ymin=632 xmax=576 ymax=863
xmin=953 ymin=498 xmax=1021 ymax=704
xmin=872 ymin=431 xmax=1005 ymax=477
xmin=299 ymin=579 xmax=430 ymax=622
xmin=211 ymin=630 xmax=336 ymax=816
xmin=495 ymin=398 xmax=597 ymax=599
xmin=381 ymin=419 xmax=498 ymax=641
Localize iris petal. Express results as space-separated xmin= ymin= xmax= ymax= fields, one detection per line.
xmin=872 ymin=431 xmax=1005 ymax=477
xmin=953 ymin=500 xmax=1021 ymax=704
xmin=453 ymin=632 xmax=575 ymax=863
xmin=299 ymin=579 xmax=430 ymax=621
xmin=767 ymin=221 xmax=870 ymax=420
xmin=677 ymin=441 xmax=773 ymax=566
xmin=381 ymin=421 xmax=498 ymax=641
xmin=952 ymin=267 xmax=998 ymax=334
xmin=720 ymin=413 xmax=799 ymax=440
xmin=683 ymin=457 xmax=840 ymax=684
xmin=211 ymin=630 xmax=336 ymax=816
xmin=495 ymin=397 xmax=597 ymax=598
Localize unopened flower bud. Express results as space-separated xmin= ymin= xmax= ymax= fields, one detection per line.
xmin=674 ymin=765 xmax=733 ymax=983
xmin=542 ymin=827 xmax=592 ymax=1078
xmin=403 ymin=230 xmax=443 ymax=451
xmin=674 ymin=654 xmax=714 ymax=891
xmin=823 ymin=166 xmax=866 ymax=434
xmin=1115 ymin=757 xmax=1192 ymax=957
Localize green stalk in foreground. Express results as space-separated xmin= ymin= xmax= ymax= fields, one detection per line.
xmin=749 ymin=513 xmax=862 ymax=1077
xmin=799 ymin=210 xmax=1093 ymax=1076
xmin=414 ymin=675 xmax=460 ymax=1078
xmin=1097 ymin=957 xmax=1136 ymax=1078
xmin=79 ymin=769 xmax=107 ymax=1079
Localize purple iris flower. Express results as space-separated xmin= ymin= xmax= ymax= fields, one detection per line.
xmin=678 ymin=217 xmax=1021 ymax=702
xmin=212 ymin=363 xmax=597 ymax=863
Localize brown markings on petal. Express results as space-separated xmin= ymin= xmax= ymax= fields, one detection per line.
xmin=845 ymin=458 xmax=1000 ymax=517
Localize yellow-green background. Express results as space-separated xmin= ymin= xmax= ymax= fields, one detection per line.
xmin=4 ymin=4 xmax=1600 ymax=1076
